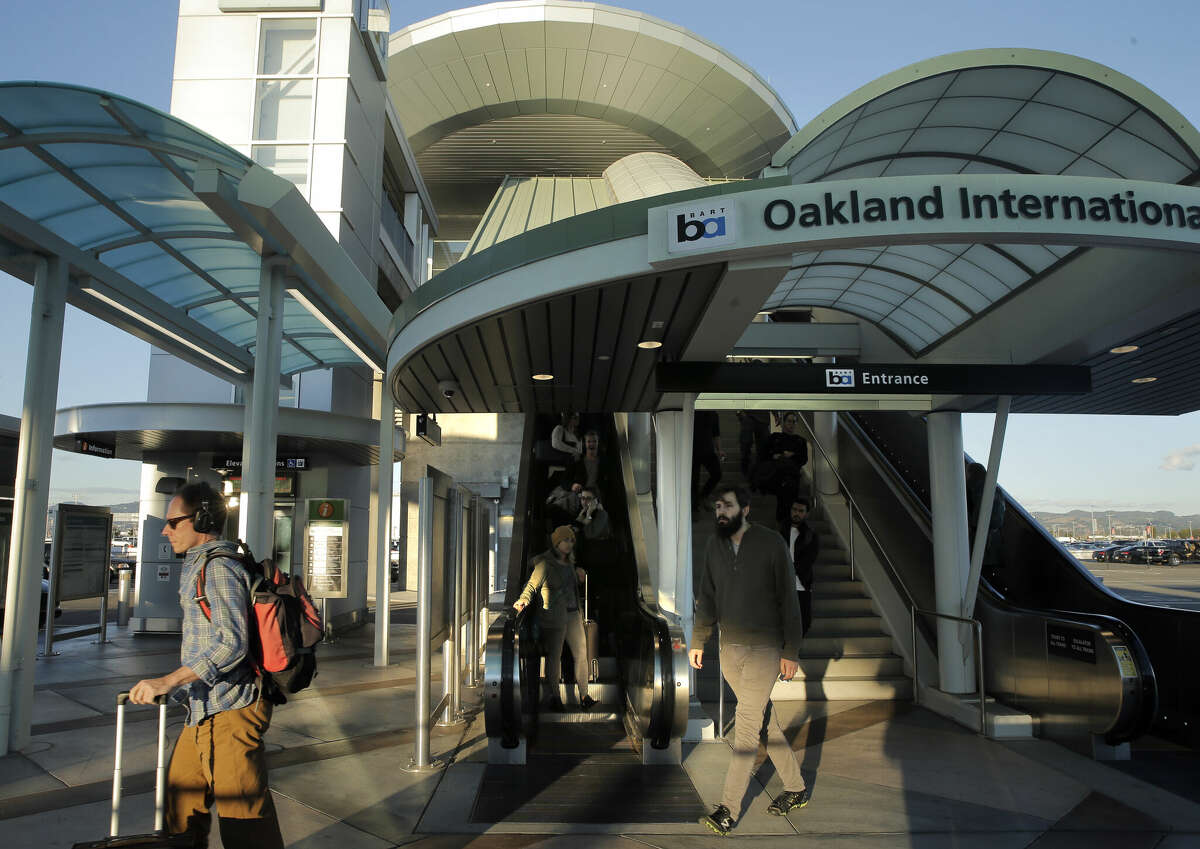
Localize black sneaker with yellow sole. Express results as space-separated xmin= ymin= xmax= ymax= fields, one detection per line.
xmin=766 ymin=787 xmax=811 ymax=815
xmin=700 ymin=804 xmax=735 ymax=836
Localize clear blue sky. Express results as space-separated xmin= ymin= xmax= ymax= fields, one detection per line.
xmin=1 ymin=0 xmax=1199 ymax=514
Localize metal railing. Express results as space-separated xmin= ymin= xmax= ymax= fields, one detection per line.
xmin=911 ymin=608 xmax=986 ymax=735
xmin=796 ymin=415 xmax=917 ymax=609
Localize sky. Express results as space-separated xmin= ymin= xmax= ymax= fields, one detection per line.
xmin=1 ymin=0 xmax=1199 ymax=514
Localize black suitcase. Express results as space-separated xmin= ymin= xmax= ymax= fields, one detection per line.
xmin=72 ymin=692 xmax=198 ymax=849
xmin=583 ymin=574 xmax=599 ymax=683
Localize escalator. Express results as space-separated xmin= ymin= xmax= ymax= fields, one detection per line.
xmin=479 ymin=413 xmax=695 ymax=823
xmin=833 ymin=411 xmax=1188 ymax=750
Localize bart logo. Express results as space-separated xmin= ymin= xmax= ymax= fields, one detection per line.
xmin=667 ymin=204 xmax=737 ymax=252
xmin=825 ymin=368 xmax=855 ymax=388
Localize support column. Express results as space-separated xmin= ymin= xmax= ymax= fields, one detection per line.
xmin=239 ymin=260 xmax=285 ymax=558
xmin=0 ymin=255 xmax=68 ymax=755
xmin=927 ymin=411 xmax=974 ymax=693
xmin=652 ymin=395 xmax=694 ymax=640
xmin=372 ymin=379 xmax=396 ymax=666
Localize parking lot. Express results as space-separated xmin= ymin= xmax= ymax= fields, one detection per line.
xmin=1082 ymin=560 xmax=1200 ymax=611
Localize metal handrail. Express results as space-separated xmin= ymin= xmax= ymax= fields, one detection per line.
xmin=911 ymin=607 xmax=986 ymax=735
xmin=795 ymin=414 xmax=918 ymax=609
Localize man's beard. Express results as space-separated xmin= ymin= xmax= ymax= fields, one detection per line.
xmin=715 ymin=511 xmax=744 ymax=538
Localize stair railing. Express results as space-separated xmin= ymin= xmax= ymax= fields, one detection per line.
xmin=795 ymin=415 xmax=917 ymax=611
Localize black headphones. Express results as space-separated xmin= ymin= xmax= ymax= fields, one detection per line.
xmin=190 ymin=483 xmax=226 ymax=534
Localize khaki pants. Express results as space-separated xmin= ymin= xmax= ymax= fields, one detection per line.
xmin=541 ymin=610 xmax=590 ymax=703
xmin=720 ymin=643 xmax=806 ymax=817
xmin=165 ymin=698 xmax=285 ymax=849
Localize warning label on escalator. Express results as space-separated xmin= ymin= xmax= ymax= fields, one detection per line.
xmin=1113 ymin=646 xmax=1137 ymax=678
xmin=1047 ymin=623 xmax=1096 ymax=663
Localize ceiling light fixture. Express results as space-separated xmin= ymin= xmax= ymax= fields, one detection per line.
xmin=287 ymin=288 xmax=382 ymax=372
xmin=81 ymin=287 xmax=247 ymax=374
xmin=1109 ymin=345 xmax=1139 ymax=354
xmin=596 ymin=355 xmax=611 ymax=361
xmin=1131 ymin=377 xmax=1157 ymax=384
xmin=532 ymin=373 xmax=554 ymax=381
xmin=637 ymin=340 xmax=662 ymax=349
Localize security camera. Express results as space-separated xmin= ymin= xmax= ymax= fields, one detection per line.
xmin=437 ymin=379 xmax=461 ymax=400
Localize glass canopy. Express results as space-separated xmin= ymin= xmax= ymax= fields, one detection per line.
xmin=0 ymin=83 xmax=385 ymax=378
xmin=768 ymin=54 xmax=1200 ymax=354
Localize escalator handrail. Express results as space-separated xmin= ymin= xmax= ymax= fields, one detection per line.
xmin=842 ymin=411 xmax=1159 ymax=743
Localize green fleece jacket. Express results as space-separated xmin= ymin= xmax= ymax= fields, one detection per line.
xmin=692 ymin=523 xmax=805 ymax=658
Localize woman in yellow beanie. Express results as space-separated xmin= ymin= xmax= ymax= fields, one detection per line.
xmin=513 ymin=525 xmax=596 ymax=711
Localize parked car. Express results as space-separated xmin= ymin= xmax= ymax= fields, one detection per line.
xmin=1092 ymin=544 xmax=1125 ymax=562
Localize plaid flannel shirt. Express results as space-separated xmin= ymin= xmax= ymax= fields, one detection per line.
xmin=176 ymin=539 xmax=258 ymax=725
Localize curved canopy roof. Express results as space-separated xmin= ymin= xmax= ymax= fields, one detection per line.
xmin=0 ymin=83 xmax=389 ymax=380
xmin=387 ymin=0 xmax=796 ymax=178
xmin=764 ymin=49 xmax=1200 ymax=354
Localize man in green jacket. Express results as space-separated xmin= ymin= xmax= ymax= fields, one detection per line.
xmin=690 ymin=485 xmax=809 ymax=835
xmin=513 ymin=526 xmax=596 ymax=712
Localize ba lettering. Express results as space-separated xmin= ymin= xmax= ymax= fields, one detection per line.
xmin=676 ymin=213 xmax=727 ymax=242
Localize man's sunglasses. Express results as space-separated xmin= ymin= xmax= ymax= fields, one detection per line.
xmin=165 ymin=512 xmax=196 ymax=530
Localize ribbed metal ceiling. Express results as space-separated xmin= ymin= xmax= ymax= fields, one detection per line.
xmin=391 ymin=263 xmax=725 ymax=414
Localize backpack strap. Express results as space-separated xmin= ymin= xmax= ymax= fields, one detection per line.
xmin=194 ymin=546 xmax=250 ymax=622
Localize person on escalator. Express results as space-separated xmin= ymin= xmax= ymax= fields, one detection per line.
xmin=690 ymin=485 xmax=809 ymax=836
xmin=568 ymin=430 xmax=611 ymax=501
xmin=512 ymin=525 xmax=597 ymax=712
xmin=753 ymin=412 xmax=808 ymax=523
xmin=782 ymin=497 xmax=819 ymax=636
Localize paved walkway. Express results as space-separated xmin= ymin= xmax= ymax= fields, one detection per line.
xmin=2 ymin=601 xmax=1198 ymax=849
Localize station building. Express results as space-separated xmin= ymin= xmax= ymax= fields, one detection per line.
xmin=0 ymin=0 xmax=1198 ymax=763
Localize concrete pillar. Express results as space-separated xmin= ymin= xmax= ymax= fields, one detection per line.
xmin=372 ymin=377 xmax=395 ymax=666
xmin=927 ymin=411 xmax=974 ymax=693
xmin=0 ymin=255 xmax=68 ymax=754
xmin=813 ymin=412 xmax=839 ymax=497
xmin=239 ymin=260 xmax=285 ymax=557
xmin=653 ymin=396 xmax=695 ymax=640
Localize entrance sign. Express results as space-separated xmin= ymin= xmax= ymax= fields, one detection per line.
xmin=656 ymin=362 xmax=1090 ymax=396
xmin=650 ymin=174 xmax=1200 ymax=266
xmin=304 ymin=498 xmax=348 ymax=599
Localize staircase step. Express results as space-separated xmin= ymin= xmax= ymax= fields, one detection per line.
xmin=538 ymin=709 xmax=623 ymax=723
xmin=801 ymin=635 xmax=896 ymax=655
xmin=813 ymin=580 xmax=866 ymax=597
xmin=806 ymin=615 xmax=886 ymax=637
xmin=552 ymin=682 xmax=621 ymax=702
xmin=813 ymin=563 xmax=854 ymax=580
xmin=771 ymin=675 xmax=913 ymax=701
xmin=795 ymin=655 xmax=906 ymax=678
xmin=811 ymin=597 xmax=875 ymax=616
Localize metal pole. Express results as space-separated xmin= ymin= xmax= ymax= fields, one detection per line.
xmin=450 ymin=489 xmax=463 ymax=717
xmin=42 ymin=547 xmax=58 ymax=657
xmin=911 ymin=606 xmax=919 ymax=706
xmin=974 ymin=620 xmax=987 ymax=736
xmin=716 ymin=630 xmax=724 ymax=736
xmin=117 ymin=568 xmax=132 ymax=627
xmin=373 ymin=386 xmax=395 ymax=667
xmin=0 ymin=256 xmax=67 ymax=754
xmin=95 ymin=587 xmax=110 ymax=645
xmin=406 ymin=477 xmax=436 ymax=771
xmin=239 ymin=259 xmax=284 ymax=557
xmin=848 ymin=504 xmax=856 ymax=582
xmin=466 ymin=498 xmax=481 ymax=687
xmin=963 ymin=396 xmax=1010 ymax=622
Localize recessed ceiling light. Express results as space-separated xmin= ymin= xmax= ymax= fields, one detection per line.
xmin=637 ymin=340 xmax=662 ymax=349
xmin=597 ymin=355 xmax=611 ymax=361
xmin=532 ymin=373 xmax=553 ymax=381
xmin=1131 ymin=376 xmax=1157 ymax=384
xmin=1110 ymin=345 xmax=1139 ymax=354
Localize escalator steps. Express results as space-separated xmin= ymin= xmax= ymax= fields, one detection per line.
xmin=471 ymin=759 xmax=705 ymax=823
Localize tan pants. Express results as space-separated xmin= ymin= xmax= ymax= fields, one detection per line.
xmin=541 ymin=610 xmax=590 ymax=703
xmin=720 ymin=643 xmax=806 ymax=817
xmin=165 ymin=698 xmax=285 ymax=849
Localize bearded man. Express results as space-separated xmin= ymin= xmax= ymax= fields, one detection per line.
xmin=689 ymin=485 xmax=809 ymax=835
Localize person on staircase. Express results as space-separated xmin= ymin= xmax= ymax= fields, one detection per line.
xmin=690 ymin=485 xmax=810 ymax=836
xmin=512 ymin=525 xmax=597 ymax=712
xmin=692 ymin=410 xmax=725 ymax=512
xmin=756 ymin=412 xmax=808 ymax=523
xmin=782 ymin=496 xmax=819 ymax=636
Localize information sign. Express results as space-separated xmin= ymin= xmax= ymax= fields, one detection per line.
xmin=49 ymin=504 xmax=113 ymax=602
xmin=1047 ymin=623 xmax=1097 ymax=663
xmin=304 ymin=498 xmax=348 ymax=599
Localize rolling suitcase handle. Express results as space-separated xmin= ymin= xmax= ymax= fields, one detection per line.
xmin=112 ymin=691 xmax=170 ymax=838
xmin=583 ymin=573 xmax=599 ymax=683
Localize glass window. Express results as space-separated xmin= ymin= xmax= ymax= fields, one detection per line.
xmin=259 ymin=19 xmax=317 ymax=75
xmin=253 ymin=144 xmax=309 ymax=193
xmin=255 ymin=79 xmax=313 ymax=140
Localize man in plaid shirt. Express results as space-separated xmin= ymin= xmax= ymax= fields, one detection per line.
xmin=130 ymin=481 xmax=284 ymax=849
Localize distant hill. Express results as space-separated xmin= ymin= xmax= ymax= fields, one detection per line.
xmin=105 ymin=501 xmax=140 ymax=513
xmin=1032 ymin=509 xmax=1200 ymax=538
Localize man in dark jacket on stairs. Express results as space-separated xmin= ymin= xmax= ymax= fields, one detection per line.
xmin=690 ymin=485 xmax=810 ymax=835
xmin=782 ymin=497 xmax=819 ymax=636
